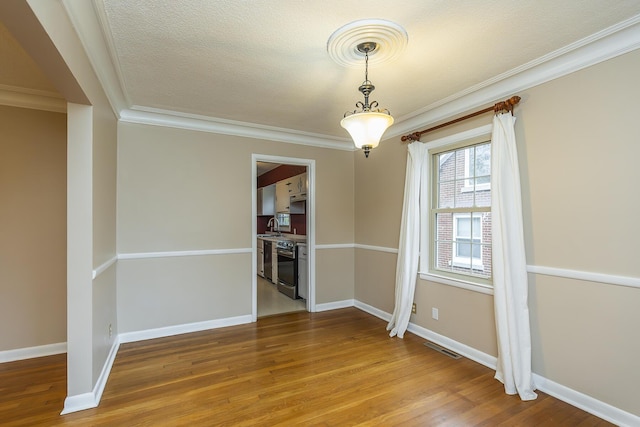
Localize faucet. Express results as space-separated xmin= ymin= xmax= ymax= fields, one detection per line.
xmin=267 ymin=217 xmax=280 ymax=234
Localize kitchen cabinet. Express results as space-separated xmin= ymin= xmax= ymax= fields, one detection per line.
xmin=297 ymin=243 xmax=307 ymax=300
xmin=293 ymin=172 xmax=307 ymax=196
xmin=257 ymin=184 xmax=276 ymax=216
xmin=276 ymin=180 xmax=290 ymax=213
xmin=276 ymin=173 xmax=307 ymax=213
xmin=257 ymin=238 xmax=264 ymax=277
xmin=289 ymin=172 xmax=307 ymax=205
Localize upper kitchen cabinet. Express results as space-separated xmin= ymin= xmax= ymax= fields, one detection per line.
xmin=276 ymin=173 xmax=307 ymax=213
xmin=257 ymin=184 xmax=276 ymax=216
xmin=289 ymin=173 xmax=307 ymax=202
xmin=275 ymin=179 xmax=290 ymax=213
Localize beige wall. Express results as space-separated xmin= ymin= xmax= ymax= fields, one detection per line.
xmin=0 ymin=105 xmax=67 ymax=351
xmin=117 ymin=122 xmax=355 ymax=331
xmin=354 ymin=49 xmax=640 ymax=416
xmin=519 ymin=49 xmax=640 ymax=416
xmin=20 ymin=0 xmax=119 ymax=399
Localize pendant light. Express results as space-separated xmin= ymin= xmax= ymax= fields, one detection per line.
xmin=341 ymin=42 xmax=394 ymax=158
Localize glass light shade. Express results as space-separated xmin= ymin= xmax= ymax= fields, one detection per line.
xmin=340 ymin=111 xmax=394 ymax=149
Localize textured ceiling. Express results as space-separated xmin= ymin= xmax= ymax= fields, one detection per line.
xmin=94 ymin=1 xmax=640 ymax=139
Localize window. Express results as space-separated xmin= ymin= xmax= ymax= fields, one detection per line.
xmin=432 ymin=142 xmax=492 ymax=283
xmin=276 ymin=212 xmax=291 ymax=232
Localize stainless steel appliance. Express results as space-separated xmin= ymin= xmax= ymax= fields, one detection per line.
xmin=276 ymin=240 xmax=297 ymax=299
xmin=264 ymin=240 xmax=273 ymax=281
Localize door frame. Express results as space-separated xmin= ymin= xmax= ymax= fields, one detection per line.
xmin=251 ymin=154 xmax=316 ymax=321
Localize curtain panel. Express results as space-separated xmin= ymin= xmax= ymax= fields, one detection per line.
xmin=491 ymin=113 xmax=537 ymax=400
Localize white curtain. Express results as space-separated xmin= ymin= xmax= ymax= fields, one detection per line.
xmin=387 ymin=141 xmax=429 ymax=338
xmin=491 ymin=113 xmax=537 ymax=400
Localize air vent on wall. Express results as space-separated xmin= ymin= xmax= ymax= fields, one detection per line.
xmin=424 ymin=341 xmax=462 ymax=359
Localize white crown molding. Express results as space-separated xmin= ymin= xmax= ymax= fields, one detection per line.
xmin=0 ymin=85 xmax=66 ymax=113
xmin=61 ymin=0 xmax=129 ymax=116
xmin=120 ymin=107 xmax=353 ymax=150
xmin=386 ymin=14 xmax=640 ymax=140
xmin=62 ymin=2 xmax=640 ymax=150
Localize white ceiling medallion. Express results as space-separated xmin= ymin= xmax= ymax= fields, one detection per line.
xmin=327 ymin=19 xmax=408 ymax=67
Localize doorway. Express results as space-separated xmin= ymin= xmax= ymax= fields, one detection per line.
xmin=251 ymin=154 xmax=315 ymax=321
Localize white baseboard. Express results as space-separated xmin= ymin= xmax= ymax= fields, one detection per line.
xmin=0 ymin=342 xmax=66 ymax=363
xmin=406 ymin=321 xmax=498 ymax=370
xmin=93 ymin=337 xmax=120 ymax=403
xmin=119 ymin=314 xmax=253 ymax=344
xmin=353 ymin=299 xmax=639 ymax=427
xmin=61 ymin=392 xmax=97 ymax=415
xmin=315 ymin=299 xmax=354 ymax=312
xmin=533 ymin=374 xmax=640 ymax=427
xmin=354 ymin=300 xmax=392 ymax=322
xmin=60 ymin=337 xmax=121 ymax=415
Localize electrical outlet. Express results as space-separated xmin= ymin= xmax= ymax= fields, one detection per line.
xmin=109 ymin=323 xmax=113 ymax=338
xmin=432 ymin=307 xmax=439 ymax=320
xmin=412 ymin=303 xmax=416 ymax=314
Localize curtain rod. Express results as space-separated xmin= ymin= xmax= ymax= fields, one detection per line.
xmin=400 ymin=95 xmax=521 ymax=142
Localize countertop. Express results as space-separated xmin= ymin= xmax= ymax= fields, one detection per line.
xmin=257 ymin=233 xmax=307 ymax=243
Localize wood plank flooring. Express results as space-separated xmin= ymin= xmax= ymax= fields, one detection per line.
xmin=1 ymin=308 xmax=612 ymax=426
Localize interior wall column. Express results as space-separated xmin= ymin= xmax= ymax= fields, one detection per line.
xmin=65 ymin=102 xmax=94 ymax=408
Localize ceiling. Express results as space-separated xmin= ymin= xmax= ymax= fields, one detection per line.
xmin=3 ymin=1 xmax=640 ymax=147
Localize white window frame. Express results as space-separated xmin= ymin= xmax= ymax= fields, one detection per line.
xmin=418 ymin=125 xmax=494 ymax=295
xmin=452 ymin=213 xmax=484 ymax=270
xmin=276 ymin=212 xmax=291 ymax=232
xmin=461 ymin=146 xmax=491 ymax=193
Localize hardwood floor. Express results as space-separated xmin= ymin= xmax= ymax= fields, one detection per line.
xmin=1 ymin=308 xmax=612 ymax=426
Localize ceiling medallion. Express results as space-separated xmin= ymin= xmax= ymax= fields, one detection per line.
xmin=327 ymin=19 xmax=408 ymax=68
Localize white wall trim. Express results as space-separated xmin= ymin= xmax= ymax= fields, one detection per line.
xmin=119 ymin=315 xmax=253 ymax=344
xmin=61 ymin=392 xmax=97 ymax=415
xmin=92 ymin=255 xmax=117 ymax=279
xmin=92 ymin=337 xmax=120 ymax=406
xmin=61 ymin=3 xmax=640 ymax=149
xmin=527 ymin=265 xmax=640 ymax=290
xmin=354 ymin=300 xmax=639 ymax=427
xmin=0 ymin=84 xmax=66 ymax=113
xmin=352 ymin=240 xmax=639 ymax=291
xmin=406 ymin=319 xmax=498 ymax=370
xmin=121 ymin=107 xmax=352 ymax=151
xmin=316 ymin=243 xmax=355 ymax=250
xmin=62 ymin=338 xmax=122 ymax=414
xmin=532 ymin=374 xmax=640 ymax=427
xmin=354 ymin=244 xmax=399 ymax=254
xmin=386 ymin=14 xmax=640 ymax=140
xmin=419 ymin=272 xmax=494 ymax=296
xmin=354 ymin=300 xmax=392 ymax=322
xmin=0 ymin=342 xmax=66 ymax=363
xmin=315 ymin=299 xmax=355 ymax=312
xmin=117 ymin=248 xmax=251 ymax=260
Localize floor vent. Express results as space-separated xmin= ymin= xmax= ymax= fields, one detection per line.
xmin=424 ymin=341 xmax=462 ymax=359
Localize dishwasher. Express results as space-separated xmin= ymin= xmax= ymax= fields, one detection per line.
xmin=263 ymin=240 xmax=273 ymax=281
